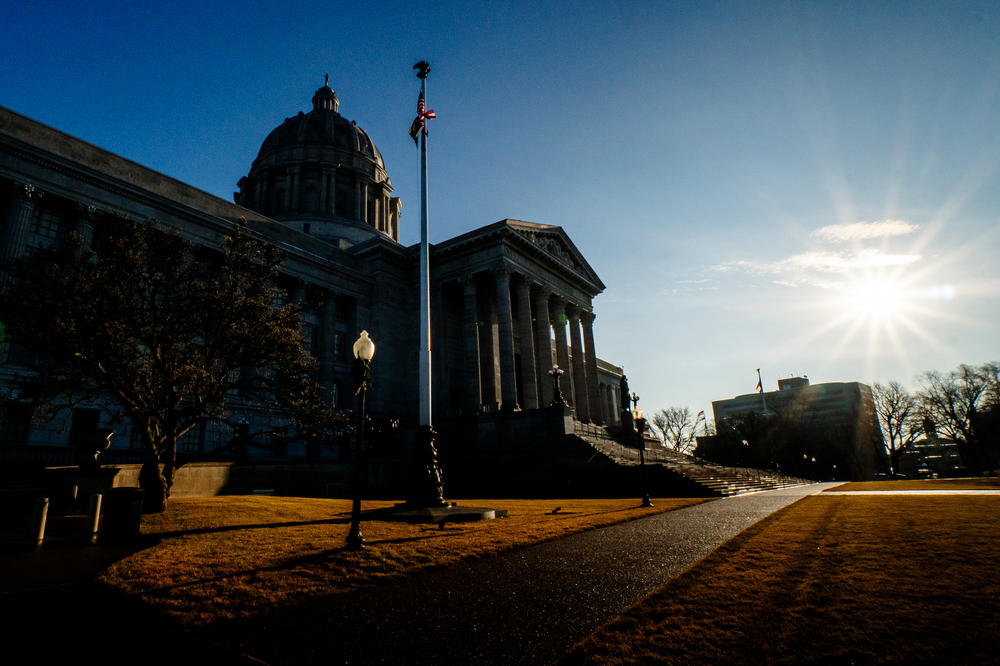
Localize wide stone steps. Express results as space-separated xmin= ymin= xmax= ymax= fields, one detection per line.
xmin=571 ymin=422 xmax=809 ymax=497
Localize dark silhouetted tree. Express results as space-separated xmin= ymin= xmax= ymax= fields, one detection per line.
xmin=1 ymin=217 xmax=339 ymax=511
xmin=916 ymin=362 xmax=999 ymax=474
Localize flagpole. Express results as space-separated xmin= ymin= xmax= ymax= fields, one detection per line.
xmin=418 ymin=69 xmax=431 ymax=428
xmin=757 ymin=368 xmax=770 ymax=416
xmin=406 ymin=61 xmax=446 ymax=508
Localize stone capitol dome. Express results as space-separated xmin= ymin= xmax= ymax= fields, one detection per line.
xmin=235 ymin=78 xmax=401 ymax=248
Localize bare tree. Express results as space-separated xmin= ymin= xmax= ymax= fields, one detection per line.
xmin=651 ymin=406 xmax=700 ymax=453
xmin=916 ymin=362 xmax=999 ymax=473
xmin=872 ymin=381 xmax=920 ymax=475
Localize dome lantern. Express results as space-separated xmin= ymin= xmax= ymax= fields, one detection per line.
xmin=312 ymin=74 xmax=340 ymax=112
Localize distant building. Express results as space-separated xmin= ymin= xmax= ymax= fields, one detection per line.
xmin=896 ymin=418 xmax=966 ymax=478
xmin=711 ymin=376 xmax=886 ymax=480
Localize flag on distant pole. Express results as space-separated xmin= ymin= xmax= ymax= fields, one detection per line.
xmin=755 ymin=368 xmax=763 ymax=393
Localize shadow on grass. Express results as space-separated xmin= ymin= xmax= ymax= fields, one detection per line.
xmin=131 ymin=530 xmax=463 ymax=599
xmin=147 ymin=516 xmax=353 ymax=539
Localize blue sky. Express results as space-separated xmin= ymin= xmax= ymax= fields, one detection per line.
xmin=3 ymin=1 xmax=998 ymax=421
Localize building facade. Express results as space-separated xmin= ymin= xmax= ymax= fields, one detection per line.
xmin=0 ymin=81 xmax=623 ymax=460
xmin=711 ymin=376 xmax=886 ymax=480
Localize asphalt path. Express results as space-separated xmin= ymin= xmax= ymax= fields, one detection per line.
xmin=232 ymin=483 xmax=839 ymax=665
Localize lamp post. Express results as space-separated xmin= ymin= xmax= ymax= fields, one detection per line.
xmin=346 ymin=330 xmax=375 ymax=550
xmin=549 ymin=365 xmax=567 ymax=406
xmin=633 ymin=403 xmax=653 ymax=508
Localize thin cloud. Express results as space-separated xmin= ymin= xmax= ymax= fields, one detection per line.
xmin=712 ymin=249 xmax=922 ymax=288
xmin=812 ymin=219 xmax=919 ymax=242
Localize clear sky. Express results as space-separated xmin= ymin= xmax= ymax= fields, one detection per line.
xmin=3 ymin=1 xmax=998 ymax=423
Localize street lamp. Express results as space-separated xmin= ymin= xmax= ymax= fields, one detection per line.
xmin=549 ymin=365 xmax=567 ymax=406
xmin=346 ymin=330 xmax=375 ymax=550
xmin=633 ymin=403 xmax=653 ymax=508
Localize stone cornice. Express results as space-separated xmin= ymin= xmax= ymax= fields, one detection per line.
xmin=432 ymin=219 xmax=605 ymax=296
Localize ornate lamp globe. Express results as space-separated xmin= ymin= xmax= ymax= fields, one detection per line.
xmin=353 ymin=330 xmax=375 ymax=361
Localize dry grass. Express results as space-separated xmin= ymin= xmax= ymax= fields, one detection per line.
xmin=566 ymin=494 xmax=1000 ymax=664
xmin=834 ymin=476 xmax=1000 ymax=491
xmin=99 ymin=496 xmax=704 ymax=626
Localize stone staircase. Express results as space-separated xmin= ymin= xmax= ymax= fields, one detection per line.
xmin=572 ymin=421 xmax=810 ymax=497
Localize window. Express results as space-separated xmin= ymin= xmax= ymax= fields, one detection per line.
xmin=179 ymin=422 xmax=205 ymax=454
xmin=302 ymin=323 xmax=316 ymax=355
xmin=29 ymin=208 xmax=62 ymax=248
xmin=333 ymin=332 xmax=344 ymax=360
xmin=130 ymin=416 xmax=147 ymax=450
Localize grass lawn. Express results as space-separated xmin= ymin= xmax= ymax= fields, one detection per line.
xmin=833 ymin=476 xmax=1000 ymax=491
xmin=99 ymin=496 xmax=705 ymax=626
xmin=566 ymin=482 xmax=1000 ymax=664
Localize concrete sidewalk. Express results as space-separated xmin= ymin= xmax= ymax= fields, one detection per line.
xmin=229 ymin=483 xmax=838 ymax=665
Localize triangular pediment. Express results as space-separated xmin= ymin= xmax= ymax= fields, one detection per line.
xmin=431 ymin=218 xmax=606 ymax=293
xmin=506 ymin=220 xmax=604 ymax=291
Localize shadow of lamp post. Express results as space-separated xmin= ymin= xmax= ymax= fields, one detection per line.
xmin=632 ymin=400 xmax=653 ymax=508
xmin=346 ymin=330 xmax=375 ymax=550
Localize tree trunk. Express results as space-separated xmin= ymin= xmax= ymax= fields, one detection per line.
xmin=162 ymin=431 xmax=178 ymax=500
xmin=139 ymin=445 xmax=168 ymax=513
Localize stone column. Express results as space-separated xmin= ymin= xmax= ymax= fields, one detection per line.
xmin=1 ymin=183 xmax=37 ymax=267
xmin=480 ymin=288 xmax=499 ymax=409
xmin=568 ymin=307 xmax=589 ymax=421
xmin=494 ymin=267 xmax=518 ymax=411
xmin=533 ymin=287 xmax=554 ymax=407
xmin=319 ymin=293 xmax=338 ymax=402
xmin=581 ymin=310 xmax=602 ymax=425
xmin=551 ymin=298 xmax=571 ymax=406
xmin=321 ymin=168 xmax=332 ymax=214
xmin=361 ymin=183 xmax=369 ymax=223
xmin=515 ymin=277 xmax=539 ymax=409
xmin=254 ymin=169 xmax=267 ymax=211
xmin=462 ymin=277 xmax=482 ymax=414
xmin=288 ymin=167 xmax=300 ymax=210
xmin=355 ymin=180 xmax=363 ymax=219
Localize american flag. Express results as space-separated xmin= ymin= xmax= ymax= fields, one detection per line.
xmin=409 ymin=91 xmax=436 ymax=146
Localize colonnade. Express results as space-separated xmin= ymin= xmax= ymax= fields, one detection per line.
xmin=243 ymin=166 xmax=400 ymax=240
xmin=457 ymin=263 xmax=604 ymax=424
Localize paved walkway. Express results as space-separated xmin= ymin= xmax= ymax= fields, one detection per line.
xmin=229 ymin=483 xmax=838 ymax=665
xmin=3 ymin=483 xmax=836 ymax=665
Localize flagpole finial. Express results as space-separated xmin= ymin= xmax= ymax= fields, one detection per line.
xmin=414 ymin=61 xmax=430 ymax=79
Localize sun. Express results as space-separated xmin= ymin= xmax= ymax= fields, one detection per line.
xmin=845 ymin=274 xmax=907 ymax=322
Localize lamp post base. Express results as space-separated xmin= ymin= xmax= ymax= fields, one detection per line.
xmin=345 ymin=522 xmax=366 ymax=550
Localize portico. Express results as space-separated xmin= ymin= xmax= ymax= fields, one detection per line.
xmin=430 ymin=220 xmax=612 ymax=425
